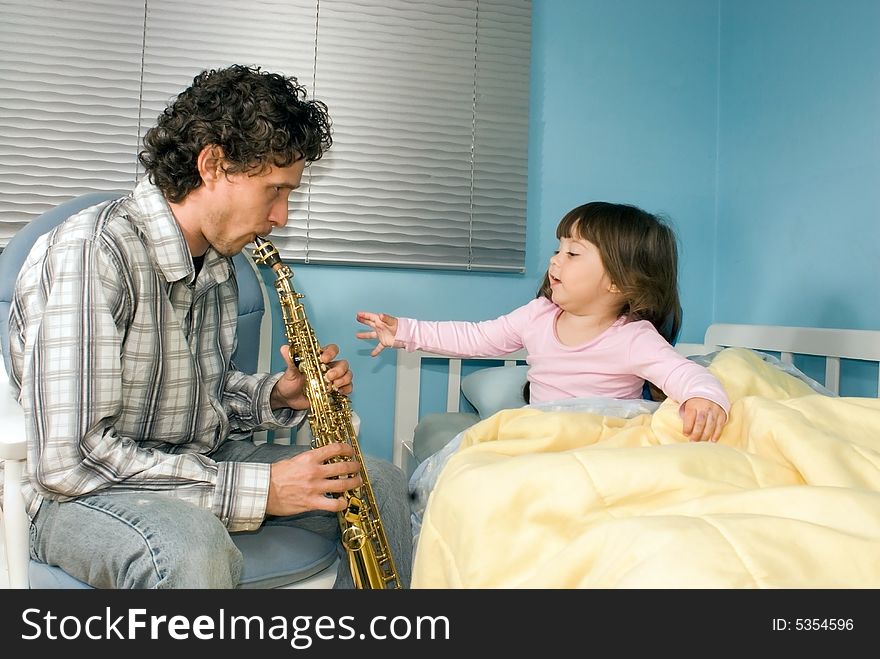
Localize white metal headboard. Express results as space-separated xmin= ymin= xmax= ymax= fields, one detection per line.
xmin=705 ymin=323 xmax=880 ymax=395
xmin=392 ymin=350 xmax=526 ymax=467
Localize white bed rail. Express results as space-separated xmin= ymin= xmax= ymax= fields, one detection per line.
xmin=705 ymin=324 xmax=880 ymax=394
xmin=392 ymin=350 xmax=526 ymax=468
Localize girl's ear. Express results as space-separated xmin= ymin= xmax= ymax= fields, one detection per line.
xmin=608 ymin=283 xmax=621 ymax=294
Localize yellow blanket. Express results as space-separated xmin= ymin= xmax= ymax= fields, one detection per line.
xmin=412 ymin=348 xmax=880 ymax=588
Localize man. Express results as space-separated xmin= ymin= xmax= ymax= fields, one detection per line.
xmin=8 ymin=65 xmax=411 ymax=588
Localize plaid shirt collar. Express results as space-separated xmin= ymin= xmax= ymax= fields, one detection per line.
xmin=127 ymin=179 xmax=233 ymax=287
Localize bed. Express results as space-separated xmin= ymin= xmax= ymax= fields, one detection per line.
xmin=392 ymin=323 xmax=880 ymax=588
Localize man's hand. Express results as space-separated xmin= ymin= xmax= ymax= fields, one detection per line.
xmin=266 ymin=443 xmax=363 ymax=516
xmin=269 ymin=343 xmax=353 ymax=411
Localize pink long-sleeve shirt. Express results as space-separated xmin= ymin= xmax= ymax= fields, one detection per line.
xmin=395 ymin=297 xmax=730 ymax=414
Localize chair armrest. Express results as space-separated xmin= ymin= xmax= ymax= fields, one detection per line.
xmin=0 ymin=360 xmax=29 ymax=587
xmin=0 ymin=363 xmax=26 ymax=461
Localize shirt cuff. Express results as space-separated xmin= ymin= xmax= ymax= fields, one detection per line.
xmin=213 ymin=461 xmax=271 ymax=531
xmin=256 ymin=372 xmax=307 ymax=427
xmin=394 ymin=317 xmax=414 ymax=350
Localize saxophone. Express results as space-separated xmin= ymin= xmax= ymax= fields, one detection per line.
xmin=252 ymin=236 xmax=401 ymax=590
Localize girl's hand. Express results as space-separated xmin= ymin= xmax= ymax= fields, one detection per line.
xmin=680 ymin=398 xmax=727 ymax=442
xmin=355 ymin=311 xmax=399 ymax=357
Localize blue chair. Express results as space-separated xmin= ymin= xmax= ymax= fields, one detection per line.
xmin=0 ymin=192 xmax=337 ymax=588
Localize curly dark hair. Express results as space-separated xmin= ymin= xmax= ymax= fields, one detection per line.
xmin=536 ymin=201 xmax=682 ymax=344
xmin=138 ymin=64 xmax=333 ymax=202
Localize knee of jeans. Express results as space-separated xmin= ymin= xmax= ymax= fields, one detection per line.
xmin=149 ymin=520 xmax=243 ymax=589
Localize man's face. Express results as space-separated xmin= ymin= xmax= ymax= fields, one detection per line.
xmin=204 ymin=159 xmax=306 ymax=257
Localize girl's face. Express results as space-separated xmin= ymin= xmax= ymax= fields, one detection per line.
xmin=547 ymin=234 xmax=618 ymax=315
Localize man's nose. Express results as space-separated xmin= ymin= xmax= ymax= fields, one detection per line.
xmin=271 ymin=198 xmax=290 ymax=228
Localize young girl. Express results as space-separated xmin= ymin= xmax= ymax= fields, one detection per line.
xmin=357 ymin=201 xmax=730 ymax=442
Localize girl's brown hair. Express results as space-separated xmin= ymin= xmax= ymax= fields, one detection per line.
xmin=537 ymin=201 xmax=682 ymax=344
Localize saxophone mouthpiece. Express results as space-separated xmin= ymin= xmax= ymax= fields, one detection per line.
xmin=252 ymin=236 xmax=282 ymax=269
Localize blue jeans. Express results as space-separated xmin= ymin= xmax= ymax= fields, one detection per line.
xmin=29 ymin=441 xmax=412 ymax=588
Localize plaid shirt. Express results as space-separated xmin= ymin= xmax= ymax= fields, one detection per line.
xmin=8 ymin=180 xmax=302 ymax=531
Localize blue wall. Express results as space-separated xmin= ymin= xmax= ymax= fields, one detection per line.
xmin=716 ymin=0 xmax=880 ymax=329
xmin=532 ymin=0 xmax=720 ymax=342
xmin=271 ymin=0 xmax=880 ymax=458
xmin=715 ymin=0 xmax=880 ymax=396
xmin=272 ymin=0 xmax=723 ymax=461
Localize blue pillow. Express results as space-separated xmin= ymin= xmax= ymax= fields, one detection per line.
xmin=460 ymin=365 xmax=529 ymax=418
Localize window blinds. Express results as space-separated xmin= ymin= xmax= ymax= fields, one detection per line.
xmin=0 ymin=0 xmax=530 ymax=271
xmin=0 ymin=1 xmax=144 ymax=240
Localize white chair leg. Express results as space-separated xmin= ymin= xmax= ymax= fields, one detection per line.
xmin=4 ymin=458 xmax=29 ymax=588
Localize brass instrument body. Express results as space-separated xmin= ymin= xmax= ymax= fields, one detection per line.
xmin=252 ymin=237 xmax=401 ymax=589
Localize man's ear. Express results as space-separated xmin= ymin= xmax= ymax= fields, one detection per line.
xmin=196 ymin=145 xmax=225 ymax=185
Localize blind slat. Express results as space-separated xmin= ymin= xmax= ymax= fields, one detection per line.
xmin=0 ymin=0 xmax=531 ymax=271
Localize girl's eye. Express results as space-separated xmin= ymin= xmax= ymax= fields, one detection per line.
xmin=567 ymin=252 xmax=579 ymax=257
